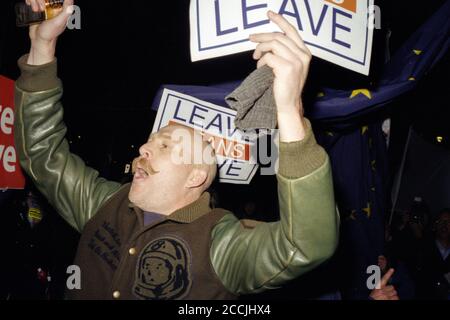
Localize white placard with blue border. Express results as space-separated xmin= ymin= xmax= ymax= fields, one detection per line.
xmin=190 ymin=0 xmax=374 ymax=75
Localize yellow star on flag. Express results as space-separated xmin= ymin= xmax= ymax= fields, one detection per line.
xmin=350 ymin=89 xmax=372 ymax=99
xmin=413 ymin=50 xmax=422 ymax=55
xmin=363 ymin=203 xmax=372 ymax=218
xmin=361 ymin=126 xmax=369 ymax=135
xmin=317 ymin=92 xmax=325 ymax=98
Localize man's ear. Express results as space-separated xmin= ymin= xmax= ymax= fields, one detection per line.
xmin=185 ymin=168 xmax=208 ymax=189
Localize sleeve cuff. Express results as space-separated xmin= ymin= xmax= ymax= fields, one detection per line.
xmin=278 ymin=118 xmax=327 ymax=179
xmin=16 ymin=54 xmax=61 ymax=92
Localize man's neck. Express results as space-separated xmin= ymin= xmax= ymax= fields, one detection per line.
xmin=146 ymin=193 xmax=202 ymax=216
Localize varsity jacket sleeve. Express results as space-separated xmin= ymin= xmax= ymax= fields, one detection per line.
xmin=210 ymin=118 xmax=340 ymax=295
xmin=14 ymin=55 xmax=122 ymax=232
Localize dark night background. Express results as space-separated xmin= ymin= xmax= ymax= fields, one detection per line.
xmin=0 ymin=0 xmax=448 ymax=300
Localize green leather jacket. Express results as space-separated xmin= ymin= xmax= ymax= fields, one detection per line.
xmin=14 ymin=55 xmax=339 ymax=296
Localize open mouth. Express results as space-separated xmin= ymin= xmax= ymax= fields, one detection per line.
xmin=132 ymin=158 xmax=158 ymax=180
xmin=135 ymin=167 xmax=149 ymax=179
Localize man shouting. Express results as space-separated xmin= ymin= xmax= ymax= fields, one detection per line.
xmin=15 ymin=0 xmax=339 ymax=299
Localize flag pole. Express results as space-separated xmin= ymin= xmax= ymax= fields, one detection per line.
xmin=389 ymin=125 xmax=413 ymax=226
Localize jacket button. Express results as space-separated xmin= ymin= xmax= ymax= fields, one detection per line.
xmin=113 ymin=291 xmax=121 ymax=299
xmin=129 ymin=248 xmax=137 ymax=255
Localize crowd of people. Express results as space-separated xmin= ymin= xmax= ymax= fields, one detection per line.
xmin=385 ymin=203 xmax=450 ymax=299
xmin=235 ymin=197 xmax=449 ymax=300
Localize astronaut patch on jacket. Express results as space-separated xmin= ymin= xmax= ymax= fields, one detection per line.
xmin=133 ymin=236 xmax=192 ymax=300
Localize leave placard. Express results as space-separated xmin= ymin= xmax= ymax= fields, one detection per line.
xmin=0 ymin=76 xmax=25 ymax=190
xmin=190 ymin=0 xmax=374 ymax=75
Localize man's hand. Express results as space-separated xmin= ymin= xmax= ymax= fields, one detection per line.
xmin=250 ymin=11 xmax=312 ymax=142
xmin=369 ymin=268 xmax=399 ymax=300
xmin=25 ymin=0 xmax=74 ymax=65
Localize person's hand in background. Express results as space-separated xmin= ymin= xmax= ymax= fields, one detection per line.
xmin=370 ymin=268 xmax=399 ymax=300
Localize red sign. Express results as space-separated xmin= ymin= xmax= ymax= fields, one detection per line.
xmin=0 ymin=75 xmax=25 ymax=189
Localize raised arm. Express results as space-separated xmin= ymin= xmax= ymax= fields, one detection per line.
xmin=14 ymin=0 xmax=122 ymax=232
xmin=210 ymin=11 xmax=339 ymax=294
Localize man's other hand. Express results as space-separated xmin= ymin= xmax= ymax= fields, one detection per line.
xmin=249 ymin=11 xmax=312 ymax=142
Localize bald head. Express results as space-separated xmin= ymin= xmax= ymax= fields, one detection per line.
xmin=158 ymin=123 xmax=217 ymax=191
